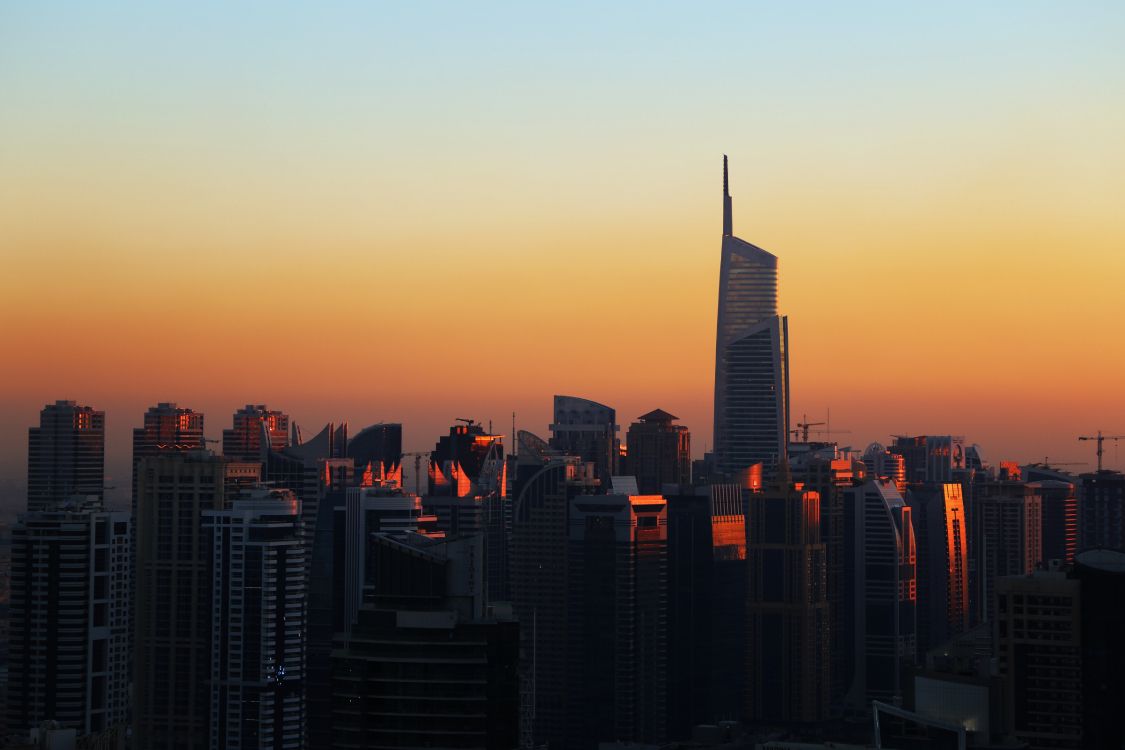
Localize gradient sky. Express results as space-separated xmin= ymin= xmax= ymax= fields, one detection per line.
xmin=3 ymin=2 xmax=1125 ymax=505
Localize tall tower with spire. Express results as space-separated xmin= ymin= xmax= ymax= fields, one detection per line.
xmin=712 ymin=156 xmax=790 ymax=480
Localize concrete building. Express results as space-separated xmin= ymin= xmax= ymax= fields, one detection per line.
xmin=1031 ymin=479 xmax=1077 ymax=567
xmin=1078 ymin=470 xmax=1125 ymax=552
xmin=7 ymin=501 xmax=130 ymax=737
xmin=861 ymin=443 xmax=906 ymax=495
xmin=549 ymin=395 xmax=620 ymax=483
xmin=26 ymin=401 xmax=105 ymax=512
xmin=132 ymin=452 xmax=260 ymax=750
xmin=625 ymin=409 xmax=691 ymax=494
xmin=995 ymin=569 xmax=1082 ymax=749
xmin=712 ymin=158 xmax=789 ymax=481
xmin=975 ymin=478 xmax=1042 ymax=622
xmin=221 ymin=404 xmax=289 ymax=462
xmin=130 ymin=402 xmax=204 ymax=510
xmin=203 ymin=488 xmax=305 ymax=750
xmin=1072 ymin=549 xmax=1125 ymax=749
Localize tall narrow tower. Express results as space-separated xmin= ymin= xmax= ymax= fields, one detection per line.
xmin=713 ymin=157 xmax=790 ymax=480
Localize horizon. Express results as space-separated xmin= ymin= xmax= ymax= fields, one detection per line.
xmin=3 ymin=2 xmax=1125 ymax=505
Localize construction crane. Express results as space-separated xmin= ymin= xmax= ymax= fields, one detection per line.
xmin=791 ymin=414 xmax=826 ymax=443
xmin=455 ymin=417 xmax=477 ymax=428
xmin=1078 ymin=431 xmax=1125 ymax=473
xmin=401 ymin=451 xmax=431 ymax=495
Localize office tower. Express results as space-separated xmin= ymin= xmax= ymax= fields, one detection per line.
xmin=203 ymin=488 xmax=305 ymax=750
xmin=221 ymin=404 xmax=289 ymax=461
xmin=26 ymin=401 xmax=105 ymax=511
xmin=712 ymin=157 xmax=790 ymax=481
xmin=791 ymin=451 xmax=865 ymax=708
xmin=745 ymin=479 xmax=829 ymax=723
xmin=8 ymin=500 xmax=130 ymax=737
xmin=665 ymin=484 xmax=746 ymax=737
xmin=428 ymin=420 xmax=503 ymax=493
xmin=625 ymin=408 xmax=691 ymax=494
xmin=1032 ymin=480 xmax=1078 ymax=567
xmin=1072 ymin=549 xmax=1125 ymax=749
xmin=548 ymin=395 xmax=619 ymax=483
xmin=510 ymin=455 xmax=598 ymax=748
xmin=862 ymin=442 xmax=906 ymax=495
xmin=133 ymin=452 xmax=260 ymax=750
xmin=995 ymin=569 xmax=1082 ymax=749
xmin=330 ymin=533 xmax=519 ymax=749
xmin=1078 ymin=470 xmax=1125 ymax=552
xmin=842 ymin=480 xmax=916 ymax=708
xmin=976 ymin=478 xmax=1042 ymax=622
xmin=346 ymin=421 xmax=402 ymax=475
xmin=905 ymin=484 xmax=969 ymax=653
xmin=892 ymin=435 xmax=959 ymax=486
xmin=566 ymin=493 xmax=667 ymax=748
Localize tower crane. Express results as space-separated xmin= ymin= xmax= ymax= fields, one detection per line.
xmin=1077 ymin=431 xmax=1125 ymax=473
xmin=791 ymin=414 xmax=826 ymax=443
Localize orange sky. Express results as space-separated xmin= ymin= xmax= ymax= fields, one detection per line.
xmin=3 ymin=3 xmax=1125 ymax=501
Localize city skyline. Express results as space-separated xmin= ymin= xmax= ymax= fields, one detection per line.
xmin=3 ymin=2 xmax=1125 ymax=496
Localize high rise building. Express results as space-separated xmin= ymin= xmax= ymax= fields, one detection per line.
xmin=862 ymin=442 xmax=906 ymax=495
xmin=995 ymin=569 xmax=1082 ymax=749
xmin=566 ymin=493 xmax=668 ymax=748
xmin=625 ymin=408 xmax=691 ymax=494
xmin=330 ymin=533 xmax=519 ymax=750
xmin=7 ymin=500 xmax=130 ymax=737
xmin=428 ymin=420 xmax=503 ymax=494
xmin=712 ymin=157 xmax=790 ymax=481
xmin=510 ymin=454 xmax=598 ymax=748
xmin=549 ymin=395 xmax=619 ymax=483
xmin=1072 ymin=549 xmax=1125 ymax=750
xmin=1078 ymin=470 xmax=1125 ymax=552
xmin=892 ymin=435 xmax=960 ymax=486
xmin=906 ymin=483 xmax=969 ymax=653
xmin=346 ymin=422 xmax=402 ymax=476
xmin=1032 ymin=480 xmax=1078 ymax=567
xmin=665 ymin=484 xmax=746 ymax=737
xmin=133 ymin=452 xmax=260 ymax=750
xmin=975 ymin=478 xmax=1042 ymax=622
xmin=221 ymin=404 xmax=289 ymax=462
xmin=842 ymin=480 xmax=916 ymax=708
xmin=745 ymin=478 xmax=829 ymax=723
xmin=131 ymin=402 xmax=205 ymax=505
xmin=203 ymin=488 xmax=305 ymax=750
xmin=26 ymin=401 xmax=105 ymax=512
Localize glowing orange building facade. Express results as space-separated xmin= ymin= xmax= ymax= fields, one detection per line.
xmin=906 ymin=483 xmax=969 ymax=654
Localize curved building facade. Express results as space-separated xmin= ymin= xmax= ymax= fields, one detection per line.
xmin=713 ymin=157 xmax=789 ymax=479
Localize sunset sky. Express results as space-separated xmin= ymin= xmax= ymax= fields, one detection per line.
xmin=3 ymin=2 xmax=1125 ymax=503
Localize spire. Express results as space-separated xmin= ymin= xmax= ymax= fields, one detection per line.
xmin=722 ymin=154 xmax=733 ymax=236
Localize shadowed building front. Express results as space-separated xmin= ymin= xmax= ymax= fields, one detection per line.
xmin=712 ymin=157 xmax=789 ymax=482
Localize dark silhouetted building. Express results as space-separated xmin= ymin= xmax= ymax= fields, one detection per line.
xmin=566 ymin=493 xmax=667 ymax=748
xmin=843 ymin=480 xmax=916 ymax=708
xmin=625 ymin=409 xmax=691 ymax=494
xmin=713 ymin=158 xmax=789 ymax=481
xmin=203 ymin=488 xmax=305 ymax=750
xmin=131 ymin=402 xmax=204 ymax=507
xmin=132 ymin=452 xmax=260 ymax=750
xmin=428 ymin=421 xmax=503 ymax=494
xmin=7 ymin=500 xmax=130 ymax=737
xmin=1079 ymin=470 xmax=1125 ymax=552
xmin=975 ymin=478 xmax=1042 ymax=622
xmin=346 ymin=422 xmax=402 ymax=476
xmin=995 ymin=569 xmax=1082 ymax=749
xmin=745 ymin=477 xmax=829 ymax=724
xmin=221 ymin=404 xmax=289 ymax=462
xmin=330 ymin=533 xmax=518 ymax=750
xmin=906 ymin=483 xmax=969 ymax=653
xmin=1032 ymin=480 xmax=1077 ymax=567
xmin=862 ymin=442 xmax=906 ymax=495
xmin=549 ymin=395 xmax=619 ymax=483
xmin=892 ymin=435 xmax=960 ymax=486
xmin=1072 ymin=548 xmax=1125 ymax=750
xmin=27 ymin=401 xmax=105 ymax=512
xmin=665 ymin=484 xmax=746 ymax=737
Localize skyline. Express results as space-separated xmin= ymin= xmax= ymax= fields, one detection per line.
xmin=4 ymin=2 xmax=1125 ymax=498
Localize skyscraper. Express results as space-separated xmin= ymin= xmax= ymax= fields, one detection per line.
xmin=7 ymin=500 xmax=131 ymax=737
xmin=1032 ymin=479 xmax=1078 ymax=567
xmin=975 ymin=477 xmax=1043 ymax=622
xmin=131 ymin=402 xmax=205 ymax=516
xmin=745 ymin=478 xmax=829 ymax=723
xmin=625 ymin=408 xmax=691 ymax=494
xmin=221 ymin=404 xmax=290 ymax=462
xmin=1078 ymin=470 xmax=1125 ymax=552
xmin=133 ymin=452 xmax=260 ymax=750
xmin=566 ymin=493 xmax=668 ymax=748
xmin=906 ymin=484 xmax=969 ymax=653
xmin=26 ymin=401 xmax=105 ymax=512
xmin=1072 ymin=549 xmax=1125 ymax=749
xmin=203 ymin=488 xmax=306 ymax=750
xmin=549 ymin=395 xmax=619 ymax=483
xmin=842 ymin=480 xmax=916 ymax=708
xmin=712 ymin=157 xmax=790 ymax=480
